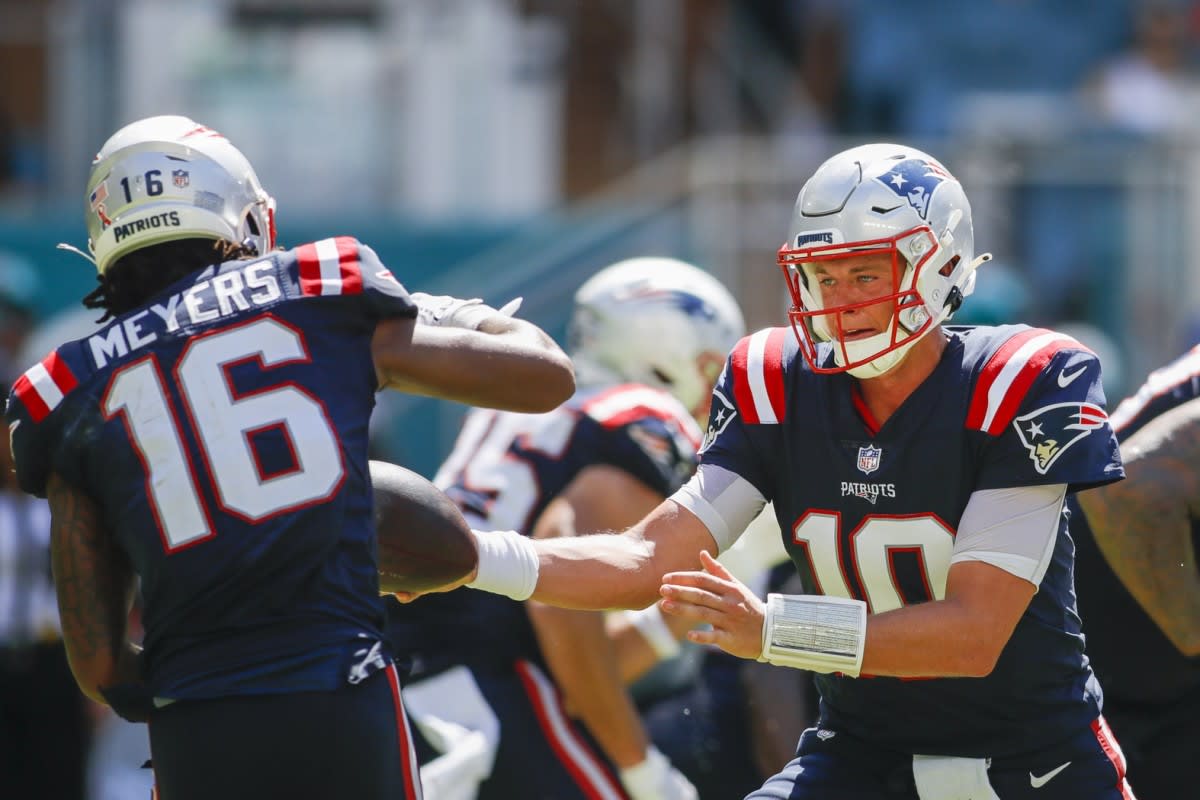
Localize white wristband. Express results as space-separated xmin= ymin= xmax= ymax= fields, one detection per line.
xmin=623 ymin=605 xmax=681 ymax=660
xmin=758 ymin=593 xmax=867 ymax=677
xmin=466 ymin=529 xmax=540 ymax=601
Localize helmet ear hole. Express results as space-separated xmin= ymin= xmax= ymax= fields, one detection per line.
xmin=651 ymin=367 xmax=674 ymax=386
xmin=246 ymin=213 xmax=260 ymax=236
xmin=938 ymin=254 xmax=960 ymax=278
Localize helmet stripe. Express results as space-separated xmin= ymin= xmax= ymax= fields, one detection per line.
xmin=967 ymin=329 xmax=1087 ymax=435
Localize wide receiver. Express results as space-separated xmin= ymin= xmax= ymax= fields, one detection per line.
xmin=417 ymin=143 xmax=1139 ymax=799
xmin=7 ymin=115 xmax=573 ymax=800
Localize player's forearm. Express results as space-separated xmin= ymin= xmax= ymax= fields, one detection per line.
xmin=48 ymin=473 xmax=138 ymax=702
xmin=375 ymin=321 xmax=574 ymax=413
xmin=531 ymin=532 xmax=665 ymax=610
xmin=860 ymin=562 xmax=1033 ymax=678
xmin=528 ymin=603 xmax=650 ymax=767
xmin=1083 ymin=495 xmax=1200 ymax=655
xmin=861 ymin=601 xmax=1001 ymax=677
xmin=1080 ymin=404 xmax=1200 ymax=655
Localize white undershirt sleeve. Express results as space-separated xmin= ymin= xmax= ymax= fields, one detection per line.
xmin=669 ymin=463 xmax=767 ymax=553
xmin=950 ymin=483 xmax=1067 ymax=587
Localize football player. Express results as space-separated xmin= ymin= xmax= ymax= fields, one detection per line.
xmin=1071 ymin=344 xmax=1200 ymax=800
xmin=386 ymin=257 xmax=744 ymax=799
xmin=434 ymin=143 xmax=1139 ymax=799
xmin=5 ymin=115 xmax=574 ymax=800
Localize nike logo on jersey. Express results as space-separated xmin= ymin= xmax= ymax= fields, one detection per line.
xmin=1057 ymin=365 xmax=1087 ymax=388
xmin=1029 ymin=761 xmax=1071 ymax=788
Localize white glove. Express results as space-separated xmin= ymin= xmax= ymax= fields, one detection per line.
xmin=411 ymin=292 xmax=524 ymax=330
xmin=618 ymin=746 xmax=698 ymax=800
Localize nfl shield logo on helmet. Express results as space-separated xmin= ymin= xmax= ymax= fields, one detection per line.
xmin=172 ymin=169 xmax=190 ymax=188
xmin=856 ymin=445 xmax=882 ymax=475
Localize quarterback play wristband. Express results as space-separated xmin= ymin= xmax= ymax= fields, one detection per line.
xmin=466 ymin=529 xmax=540 ymax=601
xmin=758 ymin=593 xmax=867 ymax=676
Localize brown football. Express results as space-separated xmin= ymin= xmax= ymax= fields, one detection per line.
xmin=370 ymin=459 xmax=477 ymax=594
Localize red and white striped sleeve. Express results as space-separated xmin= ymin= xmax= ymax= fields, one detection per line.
xmin=12 ymin=350 xmax=79 ymax=423
xmin=966 ymin=328 xmax=1089 ymax=436
xmin=294 ymin=236 xmax=366 ymax=297
xmin=729 ymin=328 xmax=789 ymax=425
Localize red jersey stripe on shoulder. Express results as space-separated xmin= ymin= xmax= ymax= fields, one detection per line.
xmin=731 ymin=329 xmax=788 ymax=424
xmin=296 ymin=236 xmax=363 ymax=296
xmin=13 ymin=351 xmax=78 ymax=423
xmin=581 ymin=385 xmax=701 ymax=448
xmin=967 ymin=329 xmax=1088 ymax=435
xmin=334 ymin=236 xmax=363 ymax=295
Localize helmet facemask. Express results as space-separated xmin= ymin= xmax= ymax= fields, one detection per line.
xmin=778 ymin=143 xmax=989 ymax=378
xmin=779 ymin=226 xmax=947 ymax=378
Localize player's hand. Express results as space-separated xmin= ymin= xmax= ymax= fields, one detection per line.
xmin=618 ymin=746 xmax=698 ymax=800
xmin=659 ymin=550 xmax=766 ymax=660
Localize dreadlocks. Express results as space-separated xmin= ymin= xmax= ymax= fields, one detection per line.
xmin=83 ymin=238 xmax=257 ymax=320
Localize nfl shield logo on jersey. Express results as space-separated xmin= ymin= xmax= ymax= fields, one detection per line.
xmin=856 ymin=445 xmax=882 ymax=475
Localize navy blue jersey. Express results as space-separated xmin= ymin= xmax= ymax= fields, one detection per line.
xmin=1072 ymin=343 xmax=1200 ymax=706
xmin=7 ymin=237 xmax=416 ymax=700
xmin=387 ymin=384 xmax=700 ymax=676
xmin=700 ymin=324 xmax=1123 ymax=758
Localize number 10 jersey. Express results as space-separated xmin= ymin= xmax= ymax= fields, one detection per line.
xmin=699 ymin=324 xmax=1124 ymax=758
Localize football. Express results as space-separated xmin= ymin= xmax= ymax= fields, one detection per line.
xmin=369 ymin=459 xmax=478 ymax=594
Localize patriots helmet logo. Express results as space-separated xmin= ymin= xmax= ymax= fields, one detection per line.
xmin=875 ymin=159 xmax=949 ymax=220
xmin=1013 ymin=402 xmax=1109 ymax=475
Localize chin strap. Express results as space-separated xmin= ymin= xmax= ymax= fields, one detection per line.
xmin=56 ymin=242 xmax=98 ymax=267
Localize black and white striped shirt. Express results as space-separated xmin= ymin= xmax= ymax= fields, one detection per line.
xmin=0 ymin=490 xmax=58 ymax=645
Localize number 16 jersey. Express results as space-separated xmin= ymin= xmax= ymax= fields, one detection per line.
xmin=6 ymin=237 xmax=416 ymax=701
xmin=699 ymin=324 xmax=1123 ymax=758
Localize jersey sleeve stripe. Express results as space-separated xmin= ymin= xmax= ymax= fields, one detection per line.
xmin=334 ymin=236 xmax=364 ymax=295
xmin=13 ymin=351 xmax=78 ymax=423
xmin=736 ymin=329 xmax=787 ymax=425
xmin=296 ymin=237 xmax=363 ymax=297
xmin=968 ymin=330 xmax=1084 ymax=435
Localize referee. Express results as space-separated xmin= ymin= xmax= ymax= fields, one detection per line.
xmin=0 ymin=380 xmax=92 ymax=799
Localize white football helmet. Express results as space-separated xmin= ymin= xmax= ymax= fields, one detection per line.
xmin=85 ymin=115 xmax=276 ymax=275
xmin=777 ymin=143 xmax=991 ymax=378
xmin=569 ymin=257 xmax=745 ymax=420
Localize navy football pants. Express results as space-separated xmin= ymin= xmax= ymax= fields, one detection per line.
xmin=147 ymin=664 xmax=422 ymax=800
xmin=748 ymin=716 xmax=1135 ymax=799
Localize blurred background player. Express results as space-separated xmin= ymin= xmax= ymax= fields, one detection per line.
xmin=1070 ymin=344 xmax=1200 ymax=800
xmin=5 ymin=115 xmax=574 ymax=800
xmin=386 ymin=256 xmax=744 ymax=800
xmin=0 ymin=252 xmax=92 ymax=800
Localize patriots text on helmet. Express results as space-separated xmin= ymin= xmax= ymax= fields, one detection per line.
xmin=111 ymin=211 xmax=182 ymax=243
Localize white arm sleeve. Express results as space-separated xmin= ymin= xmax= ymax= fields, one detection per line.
xmin=950 ymin=483 xmax=1067 ymax=587
xmin=669 ymin=463 xmax=767 ymax=553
